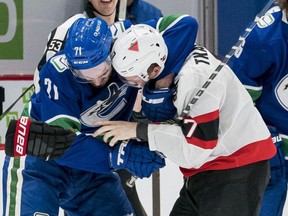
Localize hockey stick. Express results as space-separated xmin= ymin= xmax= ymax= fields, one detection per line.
xmin=0 ymin=83 xmax=34 ymax=121
xmin=118 ymin=0 xmax=127 ymax=20
xmin=0 ymin=83 xmax=33 ymax=152
xmin=177 ymin=0 xmax=275 ymax=121
xmin=152 ymin=169 xmax=160 ymax=216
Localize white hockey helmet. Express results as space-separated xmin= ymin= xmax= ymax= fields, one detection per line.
xmin=111 ymin=24 xmax=168 ymax=82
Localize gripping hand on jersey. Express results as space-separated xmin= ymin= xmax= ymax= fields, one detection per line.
xmin=141 ymin=81 xmax=177 ymax=122
xmin=110 ymin=139 xmax=166 ymax=178
xmin=5 ymin=116 xmax=76 ymax=160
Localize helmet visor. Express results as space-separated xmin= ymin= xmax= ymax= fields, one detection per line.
xmin=118 ymin=74 xmax=146 ymax=88
xmin=72 ymin=57 xmax=111 ymax=83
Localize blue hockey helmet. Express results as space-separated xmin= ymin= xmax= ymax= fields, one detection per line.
xmin=65 ymin=17 xmax=113 ymax=70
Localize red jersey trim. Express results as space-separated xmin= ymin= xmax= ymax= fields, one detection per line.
xmin=0 ymin=74 xmax=33 ymax=80
xmin=193 ymin=110 xmax=219 ymax=123
xmin=180 ymin=136 xmax=276 ymax=178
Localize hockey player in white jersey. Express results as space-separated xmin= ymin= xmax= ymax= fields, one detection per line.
xmin=228 ymin=0 xmax=288 ymax=215
xmin=93 ymin=14 xmax=277 ymax=216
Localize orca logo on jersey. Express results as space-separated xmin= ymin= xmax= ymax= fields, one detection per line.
xmin=80 ymin=83 xmax=129 ymax=126
xmin=14 ymin=116 xmax=31 ymax=157
xmin=275 ymin=76 xmax=288 ymax=111
xmin=51 ymin=54 xmax=69 ymax=73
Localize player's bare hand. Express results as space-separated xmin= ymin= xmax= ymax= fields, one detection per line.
xmin=92 ymin=121 xmax=137 ymax=146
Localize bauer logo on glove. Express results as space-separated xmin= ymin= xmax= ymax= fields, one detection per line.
xmin=5 ymin=116 xmax=76 ymax=160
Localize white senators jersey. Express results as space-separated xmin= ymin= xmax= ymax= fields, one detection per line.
xmin=147 ymin=45 xmax=276 ymax=178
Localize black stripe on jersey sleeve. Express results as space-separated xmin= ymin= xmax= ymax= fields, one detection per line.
xmin=181 ymin=117 xmax=219 ymax=141
xmin=193 ymin=118 xmax=219 ymax=140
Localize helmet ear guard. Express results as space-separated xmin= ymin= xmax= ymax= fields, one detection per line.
xmin=64 ymin=17 xmax=113 ymax=71
xmin=111 ymin=24 xmax=168 ymax=82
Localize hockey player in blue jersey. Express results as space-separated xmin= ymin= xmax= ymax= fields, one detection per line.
xmin=93 ymin=14 xmax=276 ymax=216
xmin=228 ymin=0 xmax=288 ymax=215
xmin=2 ymin=17 xmax=165 ymax=216
xmin=33 ymin=1 xmax=162 ymax=214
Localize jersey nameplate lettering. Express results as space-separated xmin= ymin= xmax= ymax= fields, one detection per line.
xmin=192 ymin=46 xmax=210 ymax=65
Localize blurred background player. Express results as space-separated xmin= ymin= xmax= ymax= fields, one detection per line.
xmin=125 ymin=0 xmax=163 ymax=24
xmin=228 ymin=0 xmax=288 ymax=215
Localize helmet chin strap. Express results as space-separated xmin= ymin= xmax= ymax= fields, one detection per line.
xmin=89 ymin=2 xmax=116 ymax=17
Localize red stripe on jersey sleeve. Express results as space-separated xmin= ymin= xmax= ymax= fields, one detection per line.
xmin=186 ymin=136 xmax=218 ymax=149
xmin=193 ymin=110 xmax=219 ymax=123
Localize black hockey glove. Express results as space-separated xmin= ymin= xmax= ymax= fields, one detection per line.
xmin=5 ymin=116 xmax=76 ymax=160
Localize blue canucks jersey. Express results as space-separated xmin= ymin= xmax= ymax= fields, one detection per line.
xmin=229 ymin=6 xmax=288 ymax=136
xmin=29 ymin=50 xmax=138 ymax=173
xmin=144 ymin=14 xmax=198 ymax=80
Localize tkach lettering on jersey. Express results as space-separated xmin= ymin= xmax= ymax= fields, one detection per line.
xmin=192 ymin=45 xmax=209 ymax=65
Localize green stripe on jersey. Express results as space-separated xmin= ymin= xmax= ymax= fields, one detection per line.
xmin=280 ymin=135 xmax=288 ymax=156
xmin=8 ymin=157 xmax=21 ymax=215
xmin=49 ymin=117 xmax=81 ymax=132
xmin=157 ymin=14 xmax=184 ymax=33
xmin=247 ymin=89 xmax=262 ymax=102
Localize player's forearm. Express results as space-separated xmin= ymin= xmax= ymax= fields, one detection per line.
xmin=146 ymin=123 xmax=212 ymax=168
